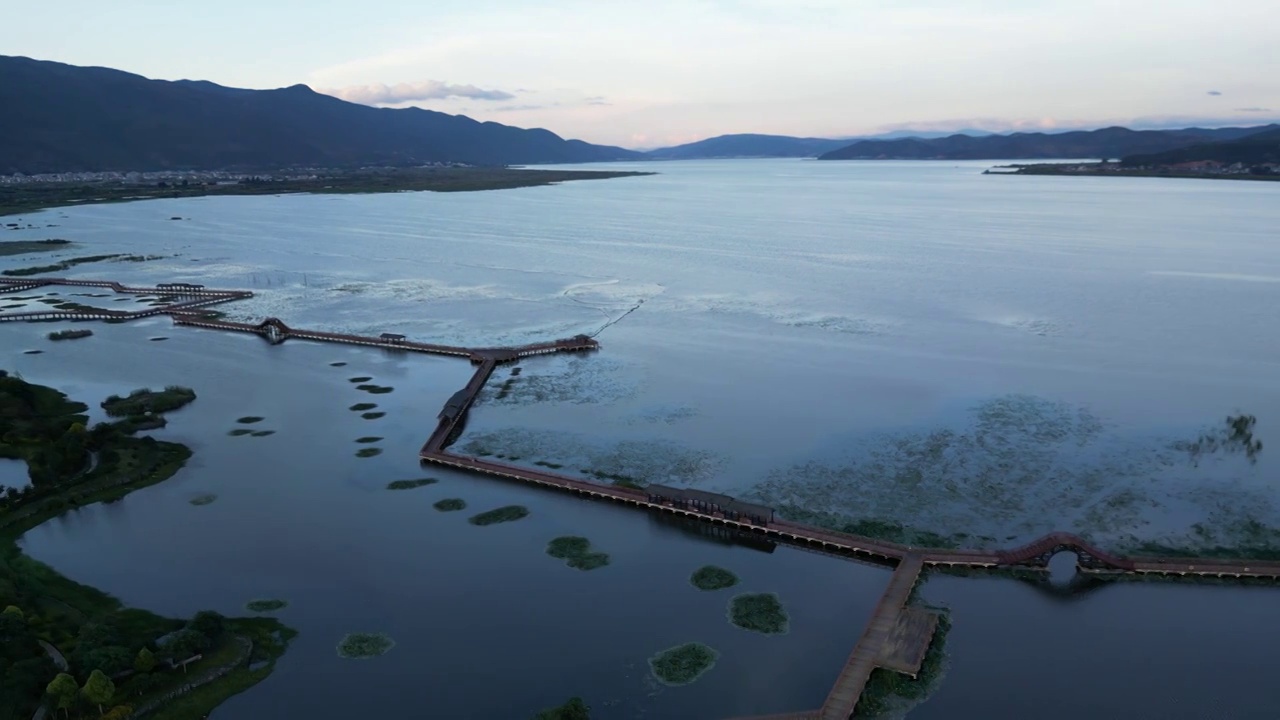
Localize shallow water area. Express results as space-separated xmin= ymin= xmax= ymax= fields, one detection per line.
xmin=912 ymin=573 xmax=1280 ymax=719
xmin=4 ymin=159 xmax=1280 ymax=717
xmin=8 ymin=320 xmax=887 ymax=719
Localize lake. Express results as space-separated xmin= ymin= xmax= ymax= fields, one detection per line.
xmin=3 ymin=159 xmax=1279 ymax=718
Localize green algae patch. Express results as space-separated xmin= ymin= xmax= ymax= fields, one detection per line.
xmin=356 ymin=436 xmax=383 ymax=444
xmin=250 ymin=430 xmax=275 ymax=437
xmin=336 ymin=632 xmax=395 ymax=660
xmin=691 ymin=565 xmax=739 ymax=591
xmin=648 ymin=642 xmax=719 ymax=686
xmin=359 ymin=385 xmax=394 ymax=394
xmin=469 ymin=505 xmax=529 ymax=526
xmin=350 ymin=403 xmax=377 ymax=412
xmin=387 ymin=478 xmax=438 ymax=490
xmin=236 ymin=416 xmax=264 ymax=424
xmin=356 ymin=448 xmax=383 ymax=458
xmin=729 ymin=593 xmax=789 ymax=635
xmin=361 ymin=411 xmax=386 ymax=420
xmin=246 ymin=599 xmax=288 ymax=613
xmin=547 ymin=536 xmax=610 ymax=571
xmin=189 ymin=493 xmax=217 ymax=506
xmin=433 ymin=498 xmax=466 ymax=512
xmin=348 ymin=376 xmax=373 ymax=383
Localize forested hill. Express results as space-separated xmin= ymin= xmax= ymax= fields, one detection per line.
xmin=0 ymin=56 xmax=641 ymax=174
xmin=818 ymin=125 xmax=1278 ymax=160
xmin=644 ymin=134 xmax=851 ymax=159
xmin=1121 ymin=128 xmax=1280 ymax=166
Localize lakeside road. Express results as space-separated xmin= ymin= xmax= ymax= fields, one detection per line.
xmin=0 ymin=166 xmax=656 ymax=217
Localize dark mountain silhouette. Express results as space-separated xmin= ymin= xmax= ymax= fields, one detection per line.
xmin=818 ymin=125 xmax=1280 ymax=160
xmin=644 ymin=134 xmax=853 ymax=159
xmin=1121 ymin=128 xmax=1280 ymax=166
xmin=0 ymin=56 xmax=641 ymax=174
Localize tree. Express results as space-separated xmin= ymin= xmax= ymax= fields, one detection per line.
xmin=134 ymin=647 xmax=156 ymax=673
xmin=81 ymin=668 xmax=115 ymax=715
xmin=102 ymin=705 xmax=134 ymax=720
xmin=2 ymin=605 xmax=23 ymax=620
xmin=46 ymin=673 xmax=79 ymax=718
xmin=189 ymin=610 xmax=224 ymax=640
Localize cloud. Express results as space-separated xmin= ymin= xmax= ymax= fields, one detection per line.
xmin=1235 ymin=107 xmax=1272 ymax=112
xmin=322 ymin=80 xmax=514 ymax=105
xmin=1207 ymin=90 xmax=1223 ymax=96
xmin=493 ymin=104 xmax=550 ymax=112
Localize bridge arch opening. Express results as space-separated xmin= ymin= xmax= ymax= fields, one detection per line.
xmin=1047 ymin=550 xmax=1079 ymax=584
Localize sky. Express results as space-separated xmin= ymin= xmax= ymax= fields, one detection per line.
xmin=10 ymin=0 xmax=1280 ymax=149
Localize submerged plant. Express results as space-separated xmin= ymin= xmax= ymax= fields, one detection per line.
xmin=728 ymin=593 xmax=789 ymax=635
xmin=387 ymin=478 xmax=437 ymax=490
xmin=469 ymin=505 xmax=529 ymax=526
xmin=648 ymin=642 xmax=719 ymax=686
xmin=337 ymin=632 xmax=395 ymax=659
xmin=690 ymin=565 xmax=739 ymax=591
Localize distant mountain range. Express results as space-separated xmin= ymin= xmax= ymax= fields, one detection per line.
xmin=641 ymin=130 xmax=998 ymax=159
xmin=0 ymin=56 xmax=640 ymax=174
xmin=642 ymin=134 xmax=852 ymax=160
xmin=1121 ymin=128 xmax=1280 ymax=166
xmin=817 ymin=125 xmax=1280 ymax=161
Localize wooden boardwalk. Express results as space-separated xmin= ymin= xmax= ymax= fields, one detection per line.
xmin=8 ymin=274 xmax=1280 ymax=719
xmin=818 ymin=555 xmax=925 ymax=720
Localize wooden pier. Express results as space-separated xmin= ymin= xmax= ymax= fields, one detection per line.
xmin=6 ymin=274 xmax=1280 ymax=720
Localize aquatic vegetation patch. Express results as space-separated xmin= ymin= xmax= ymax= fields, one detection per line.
xmin=728 ymin=593 xmax=789 ymax=635
xmin=236 ymin=416 xmax=265 ymax=424
xmin=690 ymin=565 xmax=739 ymax=591
xmin=433 ymin=498 xmax=466 ymax=511
xmin=534 ymin=460 xmax=564 ymax=469
xmin=648 ymin=642 xmax=720 ymax=686
xmin=386 ymin=478 xmax=438 ymax=490
xmin=189 ymin=493 xmax=217 ymax=506
xmin=361 ymin=411 xmax=386 ymax=420
xmin=355 ymin=436 xmax=383 ymax=444
xmin=22 ymin=349 xmax=43 ymax=355
xmin=336 ymin=632 xmax=395 ymax=660
xmin=359 ymin=384 xmax=394 ymax=394
xmin=477 ymin=354 xmax=636 ymax=406
xmin=149 ymin=336 xmax=168 ymax=342
xmin=329 ymin=361 xmax=348 ymax=367
xmin=350 ymin=403 xmax=377 ymax=411
xmin=468 ymin=505 xmax=530 ymax=526
xmin=748 ymin=394 xmax=1276 ymax=548
xmin=102 ymin=386 xmax=196 ymax=417
xmin=546 ymin=536 xmax=610 ymax=571
xmin=2 ymin=253 xmax=125 ymax=276
xmin=356 ymin=448 xmax=383 ymax=458
xmin=250 ymin=430 xmax=275 ymax=437
xmin=47 ymin=329 xmax=93 ymax=341
xmin=245 ymin=599 xmax=288 ymax=613
xmin=228 ymin=428 xmax=253 ymax=437
xmin=1175 ymin=414 xmax=1264 ymax=464
xmin=348 ymin=376 xmax=373 ymax=383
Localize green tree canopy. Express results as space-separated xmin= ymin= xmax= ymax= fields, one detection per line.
xmin=46 ymin=673 xmax=79 ymax=717
xmin=134 ymin=647 xmax=156 ymax=673
xmin=2 ymin=605 xmax=23 ymax=620
xmin=80 ymin=669 xmax=115 ymax=715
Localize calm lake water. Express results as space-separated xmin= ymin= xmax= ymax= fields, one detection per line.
xmin=3 ymin=160 xmax=1280 ymax=718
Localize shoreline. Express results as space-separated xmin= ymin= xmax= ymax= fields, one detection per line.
xmin=987 ymin=164 xmax=1280 ymax=182
xmin=0 ymin=166 xmax=655 ymax=217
